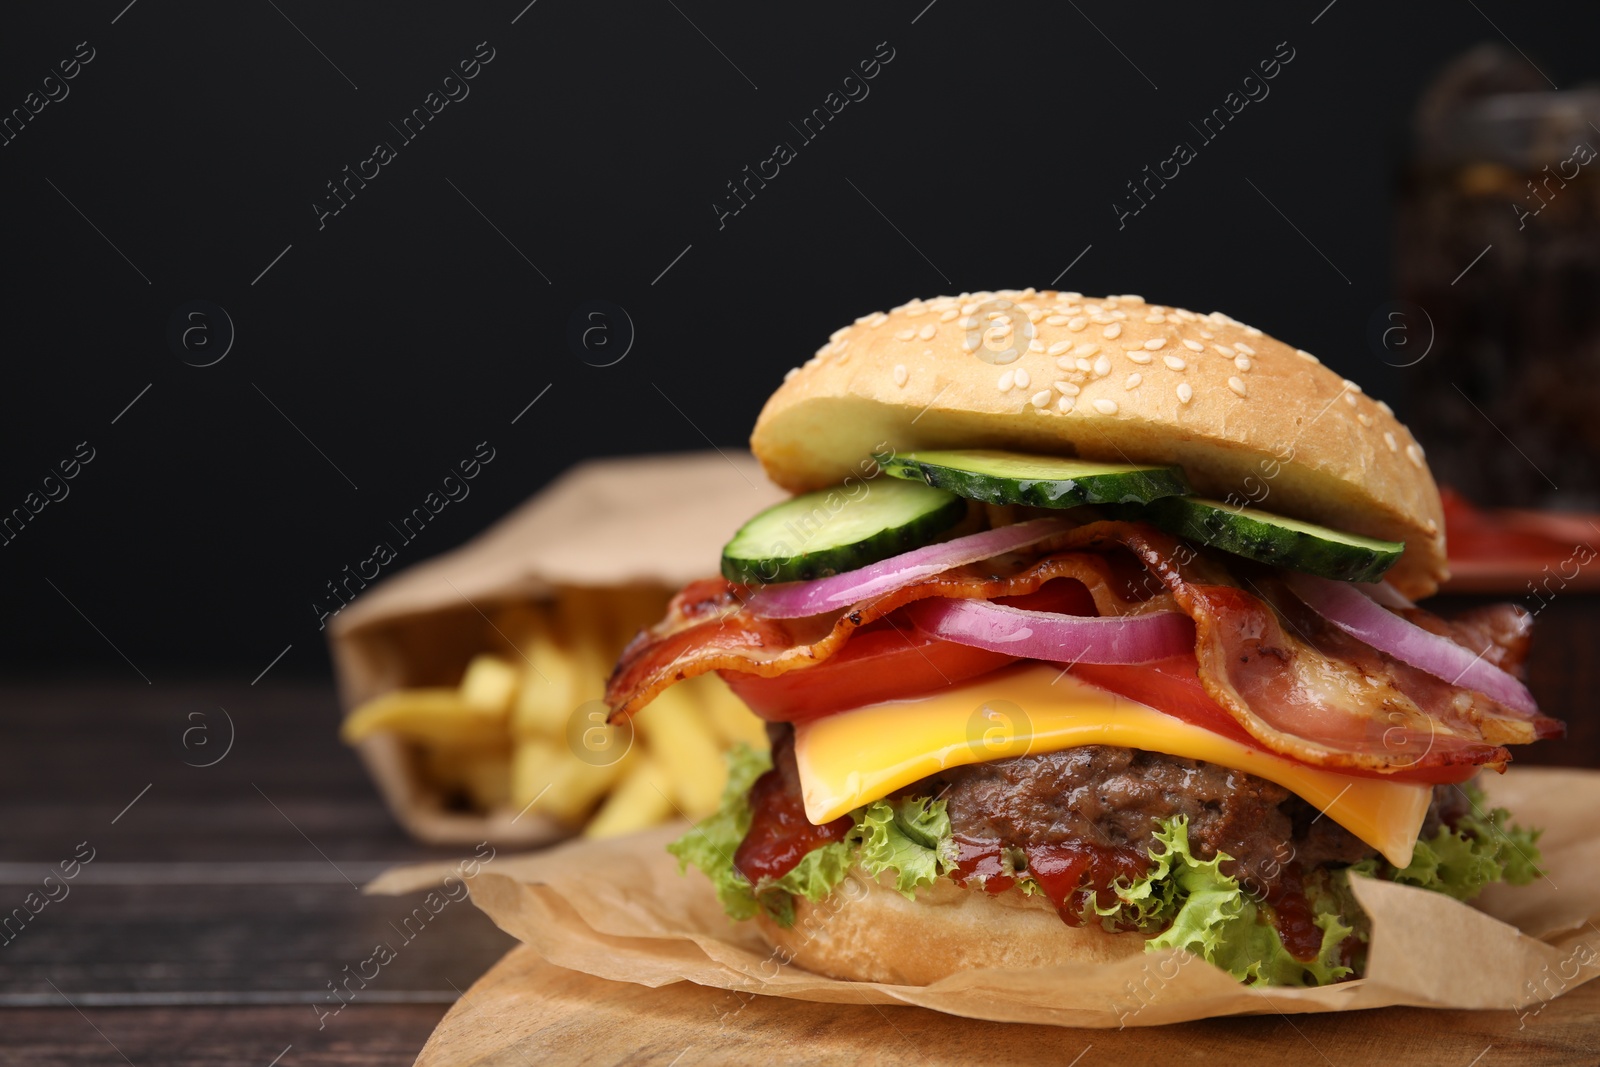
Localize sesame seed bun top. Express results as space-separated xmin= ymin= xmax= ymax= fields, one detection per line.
xmin=750 ymin=289 xmax=1448 ymax=598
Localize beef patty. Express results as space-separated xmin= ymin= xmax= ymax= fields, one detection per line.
xmin=759 ymin=724 xmax=1463 ymax=894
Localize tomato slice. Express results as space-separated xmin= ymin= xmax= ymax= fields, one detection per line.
xmin=721 ymin=618 xmax=1016 ymax=722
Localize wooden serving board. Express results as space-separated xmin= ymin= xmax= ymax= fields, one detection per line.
xmin=415 ymin=945 xmax=1600 ymax=1066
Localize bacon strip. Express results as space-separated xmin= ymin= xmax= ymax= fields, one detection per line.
xmin=605 ymin=522 xmax=1562 ymax=773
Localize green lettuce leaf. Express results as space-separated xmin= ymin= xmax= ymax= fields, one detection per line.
xmin=665 ymin=744 xmax=770 ymax=922
xmin=856 ymin=796 xmax=957 ymax=898
xmin=751 ymin=839 xmax=858 ymax=927
xmin=666 ymin=745 xmax=857 ymax=927
xmin=1135 ymin=818 xmax=1354 ymax=987
xmin=1353 ymin=782 xmax=1543 ymax=901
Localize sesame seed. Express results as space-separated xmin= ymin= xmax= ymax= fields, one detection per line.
xmin=893 ymin=364 xmax=909 ymax=387
xmin=1406 ymin=443 xmax=1424 ymax=468
xmin=1068 ymin=317 xmax=1088 ymax=332
xmin=1093 ymin=354 xmax=1112 ymax=377
xmin=1027 ymin=309 xmax=1044 ymax=324
xmin=1093 ymin=398 xmax=1119 ymax=415
xmin=1342 ymin=379 xmax=1363 ymax=394
xmin=855 ymin=313 xmax=877 ymax=326
xmin=963 ymin=335 xmax=981 ymax=352
xmin=1058 ymin=395 xmax=1076 ymax=413
xmin=1074 ymin=343 xmax=1101 ymax=357
xmin=1015 ymin=368 xmax=1031 ymax=389
xmin=830 ymin=327 xmax=852 ymax=343
xmin=814 ymin=345 xmax=829 ymax=359
xmin=1091 ymin=313 xmax=1114 ymax=325
xmin=1046 ymin=315 xmax=1071 ymax=326
xmin=1426 ymin=518 xmax=1439 ymax=534
xmin=961 ymin=302 xmax=981 ymax=316
xmin=1143 ymin=337 xmax=1166 ymax=351
xmin=1233 ymin=341 xmax=1256 ymax=356
xmin=1177 ymin=382 xmax=1193 ymax=404
xmin=1028 ymin=338 xmax=1045 ymax=353
xmin=1076 ymin=358 xmax=1093 ymax=372
xmin=1384 ymin=431 xmax=1398 ymax=452
xmin=998 ymin=369 xmax=1015 ymax=391
xmin=1245 ymin=326 xmax=1263 ymax=337
xmin=960 ymin=316 xmax=979 ymax=329
xmin=1144 ymin=314 xmax=1166 ymax=324
xmin=1031 ymin=390 xmax=1052 ymax=409
xmin=1110 ymin=309 xmax=1128 ymax=320
xmin=867 ymin=313 xmax=888 ymax=328
xmin=1047 ymin=340 xmax=1072 ymax=356
xmin=1175 ymin=309 xmax=1198 ymax=322
xmin=991 ymin=313 xmax=1011 ymax=325
xmin=939 ymin=308 xmax=960 ymax=322
xmin=1344 ymin=393 xmax=1358 ymax=407
xmin=1127 ymin=350 xmax=1152 ymax=365
xmin=995 ymin=348 xmax=1019 ymax=364
xmin=1235 ymin=356 xmax=1251 ymax=372
xmin=1182 ymin=339 xmax=1204 ymax=352
xmin=1056 ymin=381 xmax=1080 ymax=396
xmin=1125 ymin=373 xmax=1143 ymax=389
xmin=993 ymin=299 xmax=1014 ymax=310
xmin=1377 ymin=399 xmax=1393 ymax=416
xmin=1163 ymin=355 xmax=1187 ymax=371
xmin=895 ymin=328 xmax=916 ymax=342
xmin=1122 ymin=294 xmax=1146 ymax=304
xmin=1357 ymin=413 xmax=1374 ymax=427
xmin=1199 ymin=329 xmax=1214 ymax=339
xmin=784 ymin=367 xmax=799 ymax=381
xmin=1227 ymin=376 xmax=1248 ymax=397
xmin=1103 ymin=323 xmax=1123 ymax=339
xmin=919 ymin=323 xmax=937 ymax=341
xmin=1295 ymin=348 xmax=1318 ymax=363
xmin=1213 ymin=345 xmax=1237 ymax=358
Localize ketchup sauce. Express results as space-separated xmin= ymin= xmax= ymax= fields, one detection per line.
xmin=733 ymin=762 xmax=853 ymax=885
xmin=949 ymin=836 xmax=1149 ymax=925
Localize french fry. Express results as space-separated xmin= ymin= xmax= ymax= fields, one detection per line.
xmin=584 ymin=754 xmax=674 ymax=838
xmin=539 ymin=745 xmax=636 ymax=824
xmin=341 ymin=689 xmax=506 ymax=746
xmin=687 ymin=673 xmax=771 ymax=752
xmin=509 ymin=736 xmax=565 ymax=811
xmin=513 ymin=626 xmax=577 ymax=738
xmin=347 ymin=584 xmax=750 ymax=839
xmin=633 ymin=682 xmax=726 ymax=818
xmin=459 ymin=654 xmax=520 ymax=712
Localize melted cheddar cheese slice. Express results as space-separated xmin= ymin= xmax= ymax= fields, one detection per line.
xmin=792 ymin=664 xmax=1429 ymax=868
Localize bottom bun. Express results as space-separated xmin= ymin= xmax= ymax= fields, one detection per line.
xmin=754 ymin=866 xmax=1144 ymax=984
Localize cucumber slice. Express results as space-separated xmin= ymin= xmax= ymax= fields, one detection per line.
xmin=882 ymin=449 xmax=1191 ymax=509
xmin=1135 ymin=497 xmax=1405 ymax=582
xmin=721 ymin=479 xmax=966 ymax=584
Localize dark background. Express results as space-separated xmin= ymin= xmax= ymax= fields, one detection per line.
xmin=2 ymin=0 xmax=1596 ymax=679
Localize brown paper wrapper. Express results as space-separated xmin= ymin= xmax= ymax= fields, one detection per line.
xmin=371 ymin=766 xmax=1600 ymax=1027
xmin=327 ymin=451 xmax=783 ymax=847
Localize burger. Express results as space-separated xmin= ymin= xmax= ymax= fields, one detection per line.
xmin=604 ymin=290 xmax=1558 ymax=987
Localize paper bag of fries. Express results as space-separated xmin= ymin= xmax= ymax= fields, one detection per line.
xmin=328 ymin=451 xmax=785 ymax=847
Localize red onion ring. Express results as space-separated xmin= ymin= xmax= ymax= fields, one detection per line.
xmin=1283 ymin=572 xmax=1538 ymax=716
xmin=908 ymin=597 xmax=1195 ymax=665
xmin=745 ymin=517 xmax=1074 ymax=619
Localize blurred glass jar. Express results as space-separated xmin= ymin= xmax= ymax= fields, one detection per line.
xmin=1396 ymin=46 xmax=1600 ymax=510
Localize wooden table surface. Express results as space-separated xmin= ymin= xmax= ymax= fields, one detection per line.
xmin=4 ymin=592 xmax=1598 ymax=1065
